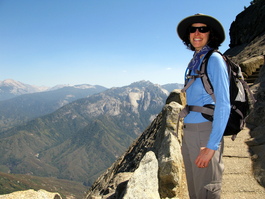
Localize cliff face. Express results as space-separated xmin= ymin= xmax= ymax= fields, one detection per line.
xmin=229 ymin=1 xmax=265 ymax=48
xmin=225 ymin=0 xmax=265 ymax=63
xmin=246 ymin=65 xmax=265 ymax=188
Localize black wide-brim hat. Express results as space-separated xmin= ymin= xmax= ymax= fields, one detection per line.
xmin=177 ymin=13 xmax=225 ymax=44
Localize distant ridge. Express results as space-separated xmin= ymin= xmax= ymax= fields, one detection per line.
xmin=0 ymin=79 xmax=49 ymax=100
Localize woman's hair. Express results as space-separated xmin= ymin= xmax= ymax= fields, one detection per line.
xmin=182 ymin=26 xmax=222 ymax=51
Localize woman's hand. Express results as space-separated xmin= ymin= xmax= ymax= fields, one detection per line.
xmin=195 ymin=147 xmax=215 ymax=168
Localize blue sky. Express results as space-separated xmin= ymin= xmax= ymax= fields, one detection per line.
xmin=0 ymin=0 xmax=251 ymax=88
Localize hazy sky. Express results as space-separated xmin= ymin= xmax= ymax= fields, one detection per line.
xmin=0 ymin=0 xmax=251 ymax=88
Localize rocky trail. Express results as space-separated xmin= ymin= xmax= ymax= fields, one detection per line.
xmin=222 ymin=128 xmax=265 ymax=199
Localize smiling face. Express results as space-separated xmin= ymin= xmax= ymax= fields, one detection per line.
xmin=189 ymin=23 xmax=210 ymax=52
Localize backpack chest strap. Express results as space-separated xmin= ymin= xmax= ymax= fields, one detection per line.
xmin=181 ymin=70 xmax=203 ymax=93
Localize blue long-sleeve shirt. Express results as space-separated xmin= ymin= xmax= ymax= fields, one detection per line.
xmin=184 ymin=52 xmax=230 ymax=150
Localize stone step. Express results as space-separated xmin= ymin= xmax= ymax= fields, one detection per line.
xmin=244 ymin=64 xmax=263 ymax=84
xmin=246 ymin=78 xmax=258 ymax=83
xmin=252 ymin=71 xmax=260 ymax=75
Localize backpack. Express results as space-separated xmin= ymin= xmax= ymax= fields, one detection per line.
xmin=180 ymin=50 xmax=256 ymax=137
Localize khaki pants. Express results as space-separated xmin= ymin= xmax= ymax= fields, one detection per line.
xmin=182 ymin=122 xmax=224 ymax=199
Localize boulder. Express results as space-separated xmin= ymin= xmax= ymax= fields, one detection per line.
xmin=123 ymin=151 xmax=160 ymax=199
xmin=0 ymin=189 xmax=61 ymax=199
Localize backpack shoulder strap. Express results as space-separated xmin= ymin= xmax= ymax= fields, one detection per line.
xmin=200 ymin=49 xmax=216 ymax=102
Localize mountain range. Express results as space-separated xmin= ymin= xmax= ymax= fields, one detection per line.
xmin=0 ymin=79 xmax=183 ymax=186
xmin=0 ymin=79 xmax=182 ymax=131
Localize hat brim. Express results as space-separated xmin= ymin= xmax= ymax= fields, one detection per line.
xmin=177 ymin=14 xmax=225 ymax=44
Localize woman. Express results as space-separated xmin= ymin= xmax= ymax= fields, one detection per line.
xmin=176 ymin=14 xmax=230 ymax=198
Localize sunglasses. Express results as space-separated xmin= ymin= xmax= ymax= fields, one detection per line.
xmin=189 ymin=26 xmax=210 ymax=33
